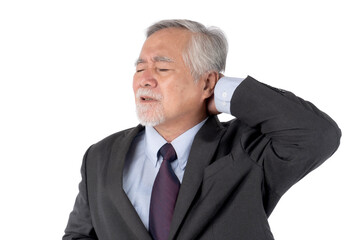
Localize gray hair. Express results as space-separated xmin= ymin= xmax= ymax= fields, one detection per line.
xmin=146 ymin=19 xmax=228 ymax=81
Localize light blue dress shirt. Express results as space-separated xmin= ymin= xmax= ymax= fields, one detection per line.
xmin=122 ymin=77 xmax=244 ymax=229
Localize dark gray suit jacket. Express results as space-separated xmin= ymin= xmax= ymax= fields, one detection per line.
xmin=63 ymin=76 xmax=341 ymax=240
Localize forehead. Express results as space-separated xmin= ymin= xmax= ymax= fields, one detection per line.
xmin=139 ymin=28 xmax=192 ymax=59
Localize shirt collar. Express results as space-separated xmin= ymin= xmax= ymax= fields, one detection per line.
xmin=144 ymin=126 xmax=167 ymax=167
xmin=144 ymin=118 xmax=207 ymax=169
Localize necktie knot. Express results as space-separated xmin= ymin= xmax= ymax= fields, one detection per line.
xmin=159 ymin=143 xmax=177 ymax=163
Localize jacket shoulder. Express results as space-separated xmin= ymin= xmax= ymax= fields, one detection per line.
xmin=88 ymin=125 xmax=143 ymax=156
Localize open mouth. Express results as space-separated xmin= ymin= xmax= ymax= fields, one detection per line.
xmin=141 ymin=97 xmax=155 ymax=101
xmin=136 ymin=89 xmax=162 ymax=103
xmin=139 ymin=96 xmax=160 ymax=103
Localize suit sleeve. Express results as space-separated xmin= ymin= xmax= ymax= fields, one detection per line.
xmin=63 ymin=146 xmax=98 ymax=240
xmin=230 ymin=76 xmax=341 ymax=215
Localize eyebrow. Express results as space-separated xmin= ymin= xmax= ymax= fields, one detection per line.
xmin=135 ymin=56 xmax=175 ymax=66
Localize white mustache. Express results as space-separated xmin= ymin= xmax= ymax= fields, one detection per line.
xmin=136 ymin=88 xmax=163 ymax=101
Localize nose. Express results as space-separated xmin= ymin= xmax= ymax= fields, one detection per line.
xmin=139 ymin=69 xmax=157 ymax=88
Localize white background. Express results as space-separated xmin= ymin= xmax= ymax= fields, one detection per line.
xmin=1 ymin=0 xmax=359 ymax=239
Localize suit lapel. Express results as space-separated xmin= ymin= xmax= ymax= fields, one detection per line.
xmin=106 ymin=125 xmax=152 ymax=240
xmin=169 ymin=116 xmax=225 ymax=239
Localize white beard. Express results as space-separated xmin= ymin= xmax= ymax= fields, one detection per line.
xmin=135 ymin=88 xmax=165 ymax=127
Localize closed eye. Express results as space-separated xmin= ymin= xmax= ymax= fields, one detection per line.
xmin=136 ymin=69 xmax=144 ymax=73
xmin=159 ymin=69 xmax=170 ymax=72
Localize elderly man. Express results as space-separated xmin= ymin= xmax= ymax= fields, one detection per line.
xmin=63 ymin=19 xmax=341 ymax=240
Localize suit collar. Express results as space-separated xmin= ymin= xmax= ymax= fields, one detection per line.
xmin=169 ymin=115 xmax=225 ymax=239
xmin=106 ymin=124 xmax=153 ymax=240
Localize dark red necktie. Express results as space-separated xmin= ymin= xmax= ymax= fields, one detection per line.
xmin=149 ymin=143 xmax=180 ymax=240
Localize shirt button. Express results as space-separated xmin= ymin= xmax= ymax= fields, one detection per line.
xmin=222 ymin=91 xmax=227 ymax=98
xmin=222 ymin=101 xmax=227 ymax=106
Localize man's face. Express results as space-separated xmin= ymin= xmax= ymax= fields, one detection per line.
xmin=133 ymin=28 xmax=206 ymax=128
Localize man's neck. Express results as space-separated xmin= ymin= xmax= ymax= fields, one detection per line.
xmin=154 ymin=114 xmax=208 ymax=142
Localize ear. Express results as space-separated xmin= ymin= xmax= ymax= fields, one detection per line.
xmin=201 ymin=71 xmax=219 ymax=99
